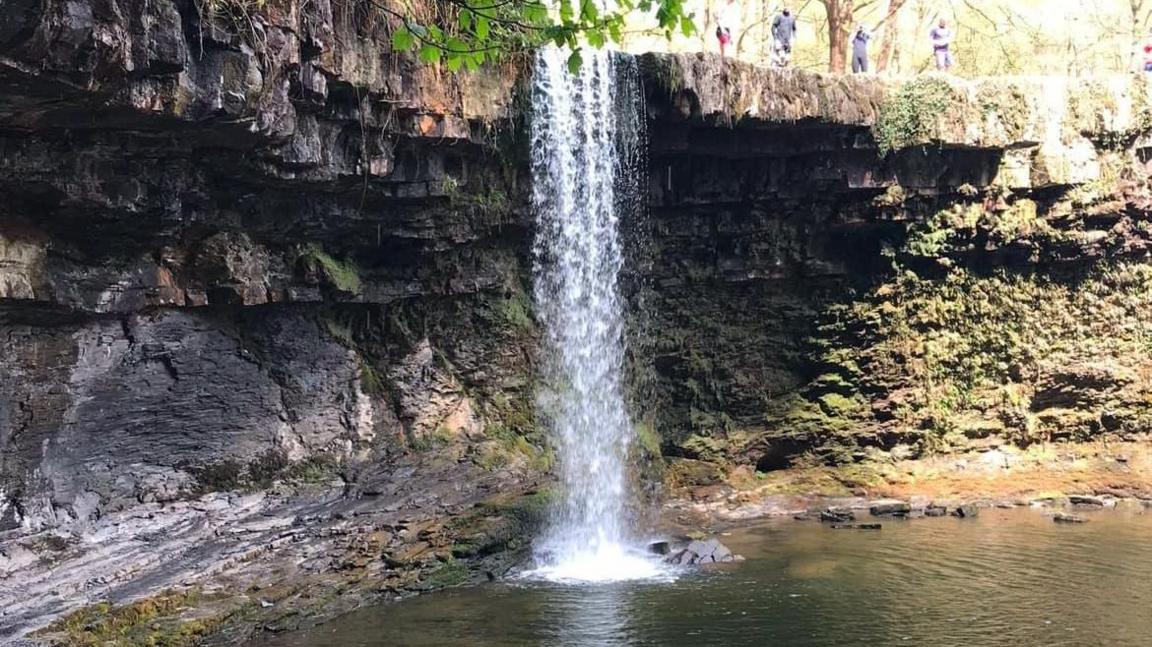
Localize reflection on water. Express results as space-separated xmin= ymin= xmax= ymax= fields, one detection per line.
xmin=256 ymin=507 xmax=1152 ymax=647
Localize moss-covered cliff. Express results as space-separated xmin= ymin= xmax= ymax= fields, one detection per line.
xmin=639 ymin=54 xmax=1152 ymax=488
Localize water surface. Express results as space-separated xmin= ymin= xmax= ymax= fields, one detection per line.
xmin=258 ymin=507 xmax=1152 ymax=647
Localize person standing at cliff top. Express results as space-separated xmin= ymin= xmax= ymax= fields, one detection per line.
xmin=930 ymin=18 xmax=953 ymax=71
xmin=851 ymin=24 xmax=870 ymax=73
xmin=715 ymin=0 xmax=739 ymax=57
xmin=771 ymin=6 xmax=797 ymax=67
xmin=1142 ymin=29 xmax=1152 ymax=73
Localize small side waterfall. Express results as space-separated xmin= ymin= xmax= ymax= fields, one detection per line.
xmin=526 ymin=47 xmax=661 ymax=583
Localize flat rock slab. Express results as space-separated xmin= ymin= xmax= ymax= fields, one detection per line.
xmin=664 ymin=537 xmax=741 ymax=566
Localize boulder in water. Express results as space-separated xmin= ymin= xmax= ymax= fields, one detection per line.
xmin=1068 ymin=495 xmax=1107 ymax=507
xmin=666 ymin=537 xmax=740 ymax=565
xmin=869 ymin=501 xmax=912 ymax=518
xmin=924 ymin=504 xmax=948 ymax=517
xmin=1053 ymin=512 xmax=1087 ymax=523
xmin=951 ymin=504 xmax=979 ymax=518
xmin=819 ymin=507 xmax=855 ymax=523
xmin=830 ymin=523 xmax=881 ymax=530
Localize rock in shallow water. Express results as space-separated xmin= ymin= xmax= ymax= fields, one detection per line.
xmin=819 ymin=507 xmax=855 ymax=523
xmin=952 ymin=504 xmax=979 ymax=518
xmin=660 ymin=537 xmax=741 ymax=565
xmin=924 ymin=505 xmax=948 ymax=517
xmin=1053 ymin=512 xmax=1087 ymax=523
xmin=869 ymin=501 xmax=912 ymax=518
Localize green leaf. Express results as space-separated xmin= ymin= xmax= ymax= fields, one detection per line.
xmin=523 ymin=3 xmax=548 ymax=23
xmin=680 ymin=14 xmax=694 ymax=37
xmin=559 ymin=0 xmax=574 ymax=22
xmin=459 ymin=9 xmax=472 ymax=30
xmin=580 ymin=0 xmax=599 ymax=22
xmin=418 ymin=44 xmax=442 ymax=64
xmin=391 ymin=26 xmax=416 ymax=52
xmin=447 ymin=37 xmax=469 ymax=53
xmin=447 ymin=54 xmax=464 ymax=72
xmin=587 ymin=29 xmax=605 ymax=48
xmin=567 ymin=49 xmax=583 ymax=75
xmin=475 ymin=15 xmax=490 ymax=39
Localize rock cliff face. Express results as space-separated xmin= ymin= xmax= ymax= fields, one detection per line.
xmin=1 ymin=0 xmax=546 ymax=640
xmin=3 ymin=3 xmax=1152 ymax=641
xmin=1 ymin=0 xmax=535 ymax=531
xmin=638 ymin=53 xmax=1152 ymax=478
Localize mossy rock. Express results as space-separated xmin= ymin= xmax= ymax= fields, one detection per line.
xmin=664 ymin=457 xmax=725 ymax=487
xmin=298 ymin=243 xmax=361 ymax=295
xmin=873 ymin=77 xmax=957 ymax=155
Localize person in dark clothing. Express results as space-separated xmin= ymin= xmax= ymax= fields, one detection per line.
xmin=851 ymin=25 xmax=870 ymax=73
xmin=771 ymin=7 xmax=797 ymax=67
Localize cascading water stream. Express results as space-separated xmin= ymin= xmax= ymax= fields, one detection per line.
xmin=524 ymin=47 xmax=663 ymax=583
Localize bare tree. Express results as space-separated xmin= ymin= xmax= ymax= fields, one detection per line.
xmin=1129 ymin=0 xmax=1152 ymax=69
xmin=875 ymin=0 xmax=908 ymax=72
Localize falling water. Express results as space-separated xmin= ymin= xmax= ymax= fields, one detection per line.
xmin=524 ymin=47 xmax=662 ymax=583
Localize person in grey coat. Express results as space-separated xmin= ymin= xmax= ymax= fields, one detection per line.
xmin=851 ymin=24 xmax=870 ymax=73
xmin=771 ymin=7 xmax=798 ymax=67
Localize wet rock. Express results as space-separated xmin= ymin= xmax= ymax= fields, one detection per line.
xmin=830 ymin=523 xmax=881 ymax=530
xmin=1053 ymin=513 xmax=1087 ymax=524
xmin=869 ymin=501 xmax=912 ymax=518
xmin=1068 ymin=495 xmax=1106 ymax=507
xmin=951 ymin=504 xmax=980 ymax=518
xmin=819 ymin=508 xmax=855 ymax=523
xmin=666 ymin=538 xmax=739 ymax=565
xmin=924 ymin=505 xmax=948 ymax=517
xmin=647 ymin=540 xmax=672 ymax=556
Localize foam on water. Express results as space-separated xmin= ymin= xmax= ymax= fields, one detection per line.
xmin=525 ymin=47 xmax=663 ymax=583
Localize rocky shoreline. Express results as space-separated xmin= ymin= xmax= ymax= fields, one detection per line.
xmin=662 ymin=439 xmax=1152 ymax=525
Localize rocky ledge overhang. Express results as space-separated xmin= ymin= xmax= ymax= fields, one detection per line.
xmin=640 ymin=52 xmax=1152 ymax=188
xmin=0 ymin=0 xmax=527 ymax=315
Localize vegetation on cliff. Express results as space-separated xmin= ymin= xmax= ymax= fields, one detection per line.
xmin=384 ymin=0 xmax=694 ymax=71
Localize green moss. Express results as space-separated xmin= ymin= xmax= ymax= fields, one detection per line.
xmin=190 ymin=451 xmax=339 ymax=493
xmin=299 ymin=243 xmax=361 ymax=295
xmin=976 ymin=81 xmax=1030 ymax=141
xmin=360 ymin=360 xmax=385 ymax=396
xmin=681 ymin=434 xmax=727 ymax=462
xmin=475 ymin=422 xmax=553 ymax=472
xmin=495 ymin=291 xmax=534 ymax=330
xmin=634 ymin=421 xmax=663 ymax=458
xmin=322 ymin=315 xmax=354 ymax=347
xmin=798 ymin=263 xmax=1152 ymax=452
xmin=902 ymin=199 xmax=1062 ymax=259
xmin=424 ymin=560 xmax=470 ymax=588
xmin=873 ymin=77 xmax=956 ymax=155
xmin=664 ymin=457 xmax=724 ymax=487
xmin=188 ymin=460 xmax=245 ymax=493
xmin=449 ymin=488 xmax=556 ymax=558
xmin=37 ymin=590 xmax=213 ymax=647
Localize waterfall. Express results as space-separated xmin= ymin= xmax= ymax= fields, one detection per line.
xmin=525 ymin=47 xmax=661 ymax=583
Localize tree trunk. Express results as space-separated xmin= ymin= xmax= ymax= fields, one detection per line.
xmin=876 ymin=0 xmax=907 ymax=72
xmin=823 ymin=0 xmax=853 ymax=73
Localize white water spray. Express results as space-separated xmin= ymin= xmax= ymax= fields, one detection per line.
xmin=525 ymin=48 xmax=662 ymax=583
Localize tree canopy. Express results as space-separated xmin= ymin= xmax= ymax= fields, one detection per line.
xmin=385 ymin=0 xmax=695 ymax=72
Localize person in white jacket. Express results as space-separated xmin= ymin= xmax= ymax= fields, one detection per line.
xmin=930 ymin=18 xmax=953 ymax=71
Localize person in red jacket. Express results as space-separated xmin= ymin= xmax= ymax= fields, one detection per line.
xmin=1143 ymin=30 xmax=1152 ymax=72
